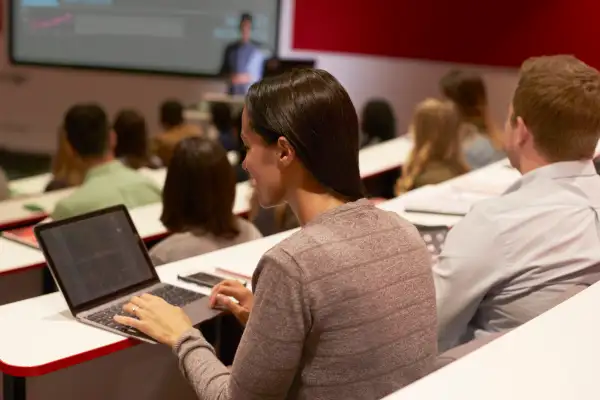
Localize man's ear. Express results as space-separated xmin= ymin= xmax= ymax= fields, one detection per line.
xmin=276 ymin=136 xmax=295 ymax=168
xmin=515 ymin=116 xmax=530 ymax=147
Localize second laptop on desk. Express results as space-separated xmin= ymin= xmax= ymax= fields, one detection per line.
xmin=34 ymin=205 xmax=219 ymax=344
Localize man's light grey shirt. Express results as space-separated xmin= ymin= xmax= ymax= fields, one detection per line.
xmin=435 ymin=160 xmax=600 ymax=352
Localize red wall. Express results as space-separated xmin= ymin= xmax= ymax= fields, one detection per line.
xmin=293 ymin=0 xmax=600 ymax=68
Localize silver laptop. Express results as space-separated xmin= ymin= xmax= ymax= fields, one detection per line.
xmin=34 ymin=205 xmax=218 ymax=344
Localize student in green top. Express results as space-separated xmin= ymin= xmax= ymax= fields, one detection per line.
xmin=51 ymin=103 xmax=161 ymax=221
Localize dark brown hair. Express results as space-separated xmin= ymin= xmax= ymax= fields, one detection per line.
xmin=246 ymin=68 xmax=363 ymax=200
xmin=160 ymin=99 xmax=184 ymax=129
xmin=160 ymin=136 xmax=239 ymax=237
xmin=440 ymin=70 xmax=488 ymax=121
xmin=113 ymin=109 xmax=150 ymax=167
xmin=63 ymin=103 xmax=110 ymax=158
xmin=440 ymin=69 xmax=503 ymax=149
xmin=361 ymin=99 xmax=396 ymax=143
xmin=512 ymin=55 xmax=600 ymax=161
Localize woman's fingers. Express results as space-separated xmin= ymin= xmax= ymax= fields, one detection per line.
xmin=210 ymin=279 xmax=245 ymax=306
xmin=114 ymin=299 xmax=192 ymax=346
xmin=218 ymin=296 xmax=250 ymax=325
xmin=114 ymin=315 xmax=144 ymax=329
xmin=130 ymin=295 xmax=149 ymax=308
xmin=211 ymin=285 xmax=250 ymax=305
xmin=122 ymin=302 xmax=136 ymax=314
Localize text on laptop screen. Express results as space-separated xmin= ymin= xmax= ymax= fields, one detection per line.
xmin=38 ymin=210 xmax=154 ymax=309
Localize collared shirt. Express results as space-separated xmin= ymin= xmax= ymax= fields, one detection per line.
xmin=51 ymin=160 xmax=161 ymax=221
xmin=222 ymin=41 xmax=266 ymax=95
xmin=435 ymin=160 xmax=600 ymax=352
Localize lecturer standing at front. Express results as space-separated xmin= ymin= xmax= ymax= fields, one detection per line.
xmin=220 ymin=13 xmax=265 ymax=95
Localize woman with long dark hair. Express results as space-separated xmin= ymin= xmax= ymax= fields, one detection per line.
xmin=115 ymin=69 xmax=437 ymax=400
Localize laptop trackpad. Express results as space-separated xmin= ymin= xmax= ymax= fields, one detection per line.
xmin=183 ymin=296 xmax=221 ymax=325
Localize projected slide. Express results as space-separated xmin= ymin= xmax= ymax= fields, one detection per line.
xmin=11 ymin=0 xmax=279 ymax=76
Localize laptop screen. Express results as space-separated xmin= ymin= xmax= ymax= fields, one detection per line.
xmin=36 ymin=207 xmax=157 ymax=311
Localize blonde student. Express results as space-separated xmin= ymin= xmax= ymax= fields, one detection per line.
xmin=396 ymin=99 xmax=469 ymax=194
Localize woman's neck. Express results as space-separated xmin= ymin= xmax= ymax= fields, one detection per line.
xmin=287 ymin=189 xmax=347 ymax=226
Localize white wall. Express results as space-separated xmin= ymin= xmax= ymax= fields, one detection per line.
xmin=0 ymin=0 xmax=519 ymax=154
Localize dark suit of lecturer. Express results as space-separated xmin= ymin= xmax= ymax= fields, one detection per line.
xmin=220 ymin=13 xmax=266 ymax=95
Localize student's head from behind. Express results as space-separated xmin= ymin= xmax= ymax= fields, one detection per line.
xmin=113 ymin=109 xmax=149 ymax=162
xmin=361 ymin=99 xmax=396 ymax=144
xmin=240 ymin=13 xmax=253 ymax=42
xmin=242 ymin=68 xmax=363 ymax=208
xmin=506 ymin=55 xmax=600 ymax=172
xmin=210 ymin=102 xmax=233 ymax=133
xmin=63 ymin=103 xmax=113 ymax=160
xmin=412 ymin=98 xmax=465 ymax=162
xmin=161 ymin=136 xmax=239 ymax=237
xmin=440 ymin=70 xmax=488 ymax=126
xmin=398 ymin=99 xmax=468 ymax=193
xmin=160 ymin=100 xmax=184 ymax=130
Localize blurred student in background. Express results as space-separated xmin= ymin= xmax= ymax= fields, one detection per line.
xmin=45 ymin=128 xmax=86 ymax=192
xmin=440 ymin=70 xmax=505 ymax=169
xmin=396 ymin=99 xmax=469 ymax=194
xmin=113 ymin=109 xmax=162 ymax=170
xmin=51 ymin=103 xmax=161 ymax=220
xmin=360 ymin=99 xmax=401 ymax=198
xmin=150 ymin=136 xmax=261 ymax=265
xmin=208 ymin=102 xmax=237 ymax=152
xmin=360 ymin=99 xmax=397 ymax=148
xmin=152 ymin=99 xmax=202 ymax=166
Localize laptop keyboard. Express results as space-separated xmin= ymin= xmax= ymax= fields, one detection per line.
xmin=86 ymin=285 xmax=205 ymax=341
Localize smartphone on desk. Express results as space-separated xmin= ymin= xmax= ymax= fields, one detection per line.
xmin=178 ymin=272 xmax=248 ymax=289
xmin=178 ymin=272 xmax=225 ymax=288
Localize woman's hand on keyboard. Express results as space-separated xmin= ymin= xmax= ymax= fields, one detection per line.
xmin=209 ymin=280 xmax=253 ymax=326
xmin=114 ymin=294 xmax=193 ymax=347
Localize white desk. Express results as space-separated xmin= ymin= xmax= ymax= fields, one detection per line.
xmin=383 ymin=280 xmax=600 ymax=400
xmin=0 ymin=240 xmax=44 ymax=275
xmin=8 ymin=174 xmax=52 ymax=198
xmin=0 ymin=188 xmax=74 ymax=230
xmin=0 ymin=240 xmax=45 ymax=306
xmin=0 ymin=231 xmax=290 ymax=400
xmin=400 ymin=160 xmax=521 ymax=216
xmin=447 ymin=159 xmax=520 ymax=196
xmin=359 ymin=137 xmax=412 ymax=177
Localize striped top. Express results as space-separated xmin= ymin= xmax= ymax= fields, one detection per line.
xmin=175 ymin=199 xmax=437 ymax=399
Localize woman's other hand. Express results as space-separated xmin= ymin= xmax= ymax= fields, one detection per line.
xmin=209 ymin=279 xmax=254 ymax=325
